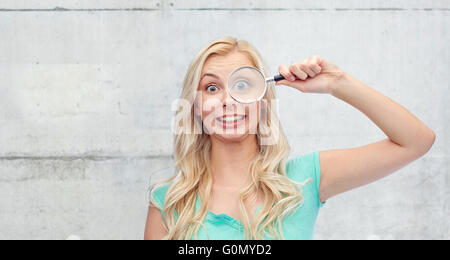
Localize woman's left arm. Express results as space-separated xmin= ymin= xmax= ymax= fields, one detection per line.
xmin=277 ymin=55 xmax=436 ymax=203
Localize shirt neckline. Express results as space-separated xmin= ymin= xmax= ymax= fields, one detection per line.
xmin=195 ymin=193 xmax=262 ymax=230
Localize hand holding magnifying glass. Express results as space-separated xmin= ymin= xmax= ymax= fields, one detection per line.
xmin=276 ymin=56 xmax=346 ymax=94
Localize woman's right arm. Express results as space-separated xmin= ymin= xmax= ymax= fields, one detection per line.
xmin=144 ymin=203 xmax=168 ymax=240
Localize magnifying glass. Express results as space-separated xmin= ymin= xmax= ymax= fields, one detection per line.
xmin=227 ymin=66 xmax=286 ymax=104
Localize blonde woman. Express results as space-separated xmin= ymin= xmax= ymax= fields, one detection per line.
xmin=144 ymin=37 xmax=435 ymax=240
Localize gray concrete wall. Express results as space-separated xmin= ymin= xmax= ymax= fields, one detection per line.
xmin=0 ymin=0 xmax=448 ymax=240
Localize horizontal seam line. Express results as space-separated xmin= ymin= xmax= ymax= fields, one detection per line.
xmin=0 ymin=8 xmax=449 ymax=12
xmin=0 ymin=155 xmax=173 ymax=161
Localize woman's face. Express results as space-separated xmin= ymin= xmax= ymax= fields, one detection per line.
xmin=195 ymin=51 xmax=261 ymax=142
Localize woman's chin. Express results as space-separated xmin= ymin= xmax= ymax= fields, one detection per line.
xmin=211 ymin=126 xmax=250 ymax=141
xmin=216 ymin=132 xmax=247 ymax=141
xmin=203 ymin=121 xmax=258 ymax=141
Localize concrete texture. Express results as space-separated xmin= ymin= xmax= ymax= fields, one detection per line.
xmin=0 ymin=0 xmax=448 ymax=240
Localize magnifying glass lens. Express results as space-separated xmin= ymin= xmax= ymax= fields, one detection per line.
xmin=228 ymin=67 xmax=266 ymax=103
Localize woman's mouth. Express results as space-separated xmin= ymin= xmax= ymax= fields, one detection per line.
xmin=216 ymin=114 xmax=247 ymax=128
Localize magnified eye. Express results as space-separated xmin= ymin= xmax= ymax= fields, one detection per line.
xmin=232 ymin=80 xmax=250 ymax=91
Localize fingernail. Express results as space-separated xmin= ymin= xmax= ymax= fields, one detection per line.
xmin=289 ymin=76 xmax=295 ymax=81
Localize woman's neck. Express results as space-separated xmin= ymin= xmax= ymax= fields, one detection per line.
xmin=209 ymin=134 xmax=259 ymax=190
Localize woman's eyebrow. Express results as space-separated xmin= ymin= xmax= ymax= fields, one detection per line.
xmin=201 ymin=73 xmax=220 ymax=80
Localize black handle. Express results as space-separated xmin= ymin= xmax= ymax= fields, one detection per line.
xmin=273 ymin=74 xmax=285 ymax=82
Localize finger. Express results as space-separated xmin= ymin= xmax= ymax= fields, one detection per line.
xmin=275 ymin=78 xmax=294 ymax=87
xmin=310 ymin=64 xmax=321 ymax=74
xmin=299 ymin=63 xmax=316 ymax=78
xmin=308 ymin=55 xmax=323 ymax=73
xmin=278 ymin=64 xmax=296 ymax=81
xmin=289 ymin=64 xmax=308 ymax=80
xmin=276 ymin=77 xmax=307 ymax=92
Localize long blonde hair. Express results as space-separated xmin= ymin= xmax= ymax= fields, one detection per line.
xmin=149 ymin=36 xmax=306 ymax=240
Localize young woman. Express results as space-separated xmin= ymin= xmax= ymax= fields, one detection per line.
xmin=144 ymin=37 xmax=435 ymax=240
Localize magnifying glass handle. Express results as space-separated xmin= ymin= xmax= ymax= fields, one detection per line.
xmin=273 ymin=74 xmax=285 ymax=82
xmin=266 ymin=74 xmax=285 ymax=83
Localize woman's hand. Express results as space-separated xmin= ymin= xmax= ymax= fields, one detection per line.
xmin=275 ymin=55 xmax=347 ymax=94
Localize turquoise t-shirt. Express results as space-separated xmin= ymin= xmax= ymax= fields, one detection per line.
xmin=151 ymin=151 xmax=325 ymax=240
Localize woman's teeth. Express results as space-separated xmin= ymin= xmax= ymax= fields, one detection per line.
xmin=217 ymin=115 xmax=245 ymax=122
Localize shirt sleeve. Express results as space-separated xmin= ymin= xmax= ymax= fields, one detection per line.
xmin=150 ymin=183 xmax=171 ymax=219
xmin=286 ymin=151 xmax=325 ymax=208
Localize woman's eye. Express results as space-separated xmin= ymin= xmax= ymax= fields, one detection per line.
xmin=232 ymin=80 xmax=250 ymax=91
xmin=206 ymin=84 xmax=219 ymax=92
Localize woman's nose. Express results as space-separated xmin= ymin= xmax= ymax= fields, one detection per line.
xmin=221 ymin=86 xmax=238 ymax=108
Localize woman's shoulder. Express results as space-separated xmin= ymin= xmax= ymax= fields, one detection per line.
xmin=286 ymin=150 xmax=325 ymax=208
xmin=150 ymin=182 xmax=173 ymax=209
xmin=286 ymin=150 xmax=321 ymax=184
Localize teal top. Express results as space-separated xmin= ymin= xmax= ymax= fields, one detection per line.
xmin=151 ymin=151 xmax=325 ymax=240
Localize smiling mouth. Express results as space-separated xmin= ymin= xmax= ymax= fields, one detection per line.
xmin=216 ymin=114 xmax=246 ymax=122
